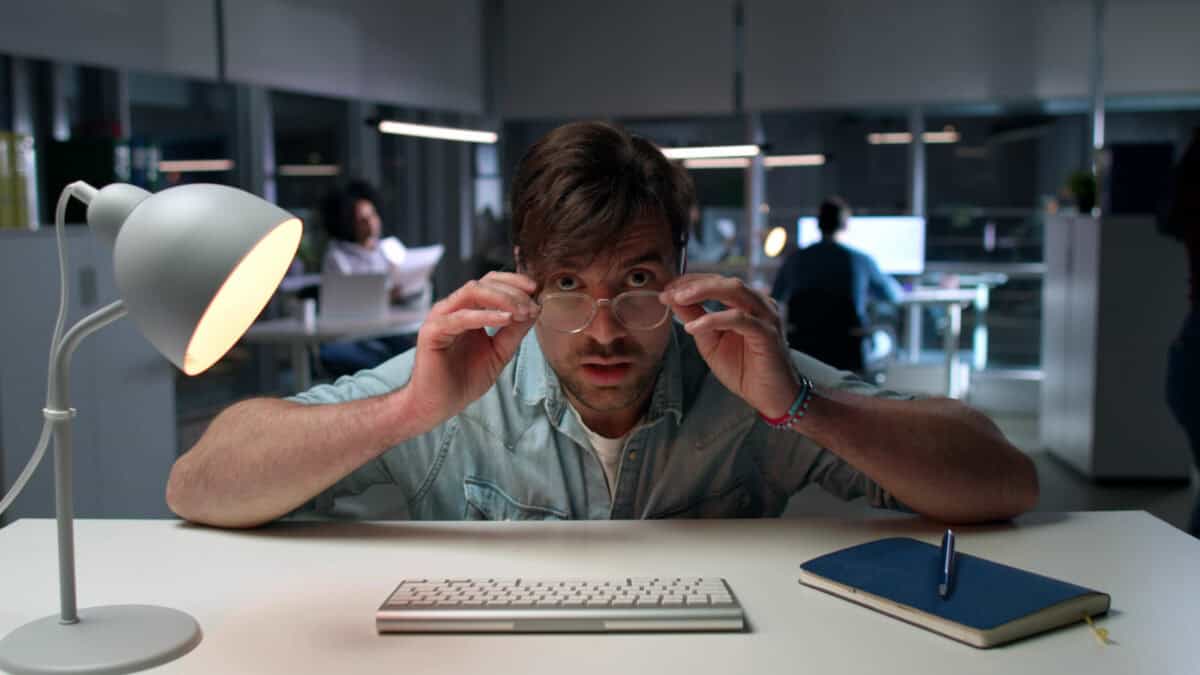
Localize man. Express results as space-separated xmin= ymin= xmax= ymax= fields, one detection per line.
xmin=166 ymin=121 xmax=1037 ymax=528
xmin=770 ymin=197 xmax=904 ymax=371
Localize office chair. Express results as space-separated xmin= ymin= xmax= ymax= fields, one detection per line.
xmin=785 ymin=289 xmax=866 ymax=373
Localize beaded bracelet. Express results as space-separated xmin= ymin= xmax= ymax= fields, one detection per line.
xmin=759 ymin=374 xmax=814 ymax=430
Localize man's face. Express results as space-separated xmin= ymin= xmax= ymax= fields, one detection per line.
xmin=531 ymin=220 xmax=678 ymax=418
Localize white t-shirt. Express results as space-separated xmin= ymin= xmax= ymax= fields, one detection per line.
xmin=568 ymin=404 xmax=632 ymax=498
xmin=322 ymin=240 xmax=393 ymax=278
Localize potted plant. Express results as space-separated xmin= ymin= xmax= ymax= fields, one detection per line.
xmin=1067 ymin=170 xmax=1097 ymax=214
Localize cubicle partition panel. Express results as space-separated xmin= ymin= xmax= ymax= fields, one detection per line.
xmin=1041 ymin=214 xmax=1192 ymax=480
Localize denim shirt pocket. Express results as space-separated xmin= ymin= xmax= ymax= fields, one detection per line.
xmin=463 ymin=476 xmax=571 ymax=521
xmin=646 ymin=476 xmax=761 ymax=519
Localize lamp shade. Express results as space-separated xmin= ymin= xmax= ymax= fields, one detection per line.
xmin=92 ymin=183 xmax=302 ymax=375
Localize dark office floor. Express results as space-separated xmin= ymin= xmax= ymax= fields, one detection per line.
xmin=177 ymin=360 xmax=1198 ymax=537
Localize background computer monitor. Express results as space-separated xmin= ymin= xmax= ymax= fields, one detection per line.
xmin=796 ymin=215 xmax=926 ymax=275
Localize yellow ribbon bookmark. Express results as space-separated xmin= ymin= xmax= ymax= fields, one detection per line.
xmin=1083 ymin=614 xmax=1111 ymax=646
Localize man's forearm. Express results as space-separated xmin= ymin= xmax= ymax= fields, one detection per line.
xmin=166 ymin=389 xmax=423 ymax=528
xmin=796 ymin=389 xmax=1039 ymax=523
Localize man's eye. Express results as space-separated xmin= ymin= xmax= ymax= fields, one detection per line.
xmin=555 ymin=276 xmax=579 ymax=291
xmin=627 ymin=270 xmax=652 ymax=287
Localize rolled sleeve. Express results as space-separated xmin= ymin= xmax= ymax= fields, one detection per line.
xmin=766 ymin=349 xmax=915 ymax=511
xmin=283 ymin=349 xmax=443 ymax=521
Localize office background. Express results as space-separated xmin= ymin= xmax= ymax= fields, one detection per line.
xmin=0 ymin=0 xmax=1196 ymax=527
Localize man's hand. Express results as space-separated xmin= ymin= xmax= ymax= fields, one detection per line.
xmin=660 ymin=274 xmax=800 ymax=418
xmin=403 ymin=271 xmax=540 ymax=431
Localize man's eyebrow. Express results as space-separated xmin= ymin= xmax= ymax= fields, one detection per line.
xmin=617 ymin=251 xmax=668 ymax=269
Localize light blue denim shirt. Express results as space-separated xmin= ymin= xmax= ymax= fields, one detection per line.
xmin=287 ymin=324 xmax=909 ymax=521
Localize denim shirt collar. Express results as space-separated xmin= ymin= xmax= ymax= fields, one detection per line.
xmin=513 ymin=327 xmax=685 ymax=427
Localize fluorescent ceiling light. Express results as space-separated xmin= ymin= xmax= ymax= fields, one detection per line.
xmin=682 ymin=157 xmax=752 ymax=169
xmin=867 ymin=128 xmax=960 ymax=145
xmin=764 ymin=154 xmax=826 ymax=167
xmin=922 ymin=129 xmax=961 ymax=143
xmin=377 ymin=120 xmax=498 ymax=143
xmin=867 ymin=132 xmax=914 ymax=145
xmin=661 ymin=144 xmax=760 ymax=160
xmin=158 ymin=159 xmax=235 ymax=173
xmin=277 ymin=164 xmax=341 ymax=177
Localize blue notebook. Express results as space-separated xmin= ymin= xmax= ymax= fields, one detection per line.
xmin=798 ymin=537 xmax=1111 ymax=648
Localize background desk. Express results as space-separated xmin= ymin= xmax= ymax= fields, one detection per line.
xmin=899 ymin=288 xmax=979 ymax=398
xmin=243 ymin=308 xmax=427 ymax=390
xmin=1 ymin=513 xmax=1193 ymax=674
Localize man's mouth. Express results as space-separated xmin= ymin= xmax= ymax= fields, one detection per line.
xmin=579 ymin=360 xmax=634 ymax=384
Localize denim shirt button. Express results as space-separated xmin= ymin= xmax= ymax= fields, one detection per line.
xmin=627 ymin=451 xmax=638 ymax=462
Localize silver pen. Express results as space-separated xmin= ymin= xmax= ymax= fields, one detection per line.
xmin=938 ymin=529 xmax=956 ymax=599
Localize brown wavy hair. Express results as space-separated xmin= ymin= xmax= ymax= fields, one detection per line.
xmin=509 ymin=121 xmax=694 ymax=284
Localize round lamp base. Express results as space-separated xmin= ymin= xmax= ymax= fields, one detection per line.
xmin=0 ymin=604 xmax=201 ymax=675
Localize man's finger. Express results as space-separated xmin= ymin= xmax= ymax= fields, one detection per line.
xmin=422 ymin=309 xmax=515 ymax=348
xmin=662 ymin=295 xmax=707 ymax=324
xmin=683 ymin=308 xmax=776 ymax=342
xmin=477 ymin=279 xmax=538 ymax=314
xmin=481 ymin=271 xmax=538 ymax=294
xmin=434 ymin=280 xmax=539 ymax=321
xmin=489 ymin=313 xmax=538 ymax=362
xmin=663 ymin=276 xmax=772 ymax=319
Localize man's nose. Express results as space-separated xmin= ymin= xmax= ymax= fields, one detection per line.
xmin=583 ymin=300 xmax=627 ymax=344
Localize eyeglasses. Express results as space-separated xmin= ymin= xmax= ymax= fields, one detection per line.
xmin=538 ymin=290 xmax=671 ymax=333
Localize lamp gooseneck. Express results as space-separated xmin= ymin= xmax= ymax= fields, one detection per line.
xmin=45 ymin=300 xmax=128 ymax=624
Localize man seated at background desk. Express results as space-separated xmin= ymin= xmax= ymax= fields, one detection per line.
xmin=770 ymin=197 xmax=903 ymax=373
xmin=166 ymin=121 xmax=1037 ymax=528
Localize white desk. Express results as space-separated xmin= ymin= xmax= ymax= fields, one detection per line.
xmin=242 ymin=308 xmax=427 ymax=390
xmin=1 ymin=513 xmax=1194 ymax=674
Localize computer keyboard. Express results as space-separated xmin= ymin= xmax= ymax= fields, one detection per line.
xmin=377 ymin=577 xmax=745 ymax=633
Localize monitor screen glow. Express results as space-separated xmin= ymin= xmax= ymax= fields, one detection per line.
xmin=796 ymin=216 xmax=926 ymax=275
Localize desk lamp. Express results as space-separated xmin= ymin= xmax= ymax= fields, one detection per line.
xmin=0 ymin=181 xmax=302 ymax=674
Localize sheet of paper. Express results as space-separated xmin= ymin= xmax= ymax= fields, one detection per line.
xmin=380 ymin=239 xmax=444 ymax=295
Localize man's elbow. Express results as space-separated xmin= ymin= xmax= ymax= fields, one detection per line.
xmin=165 ymin=459 xmax=264 ymax=529
xmin=1012 ymin=452 xmax=1040 ymax=515
xmin=165 ymin=458 xmax=202 ymax=524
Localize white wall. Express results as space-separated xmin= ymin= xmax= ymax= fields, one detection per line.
xmin=1105 ymin=0 xmax=1200 ymax=97
xmin=2 ymin=0 xmax=219 ymax=80
xmin=746 ymin=0 xmax=1090 ymax=110
xmin=746 ymin=0 xmax=1200 ymax=111
xmin=223 ymin=0 xmax=484 ymax=113
xmin=500 ymin=0 xmax=736 ymax=119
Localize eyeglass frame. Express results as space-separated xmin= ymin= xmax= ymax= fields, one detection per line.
xmin=537 ymin=289 xmax=673 ymax=334
xmin=528 ymin=238 xmax=688 ymax=334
